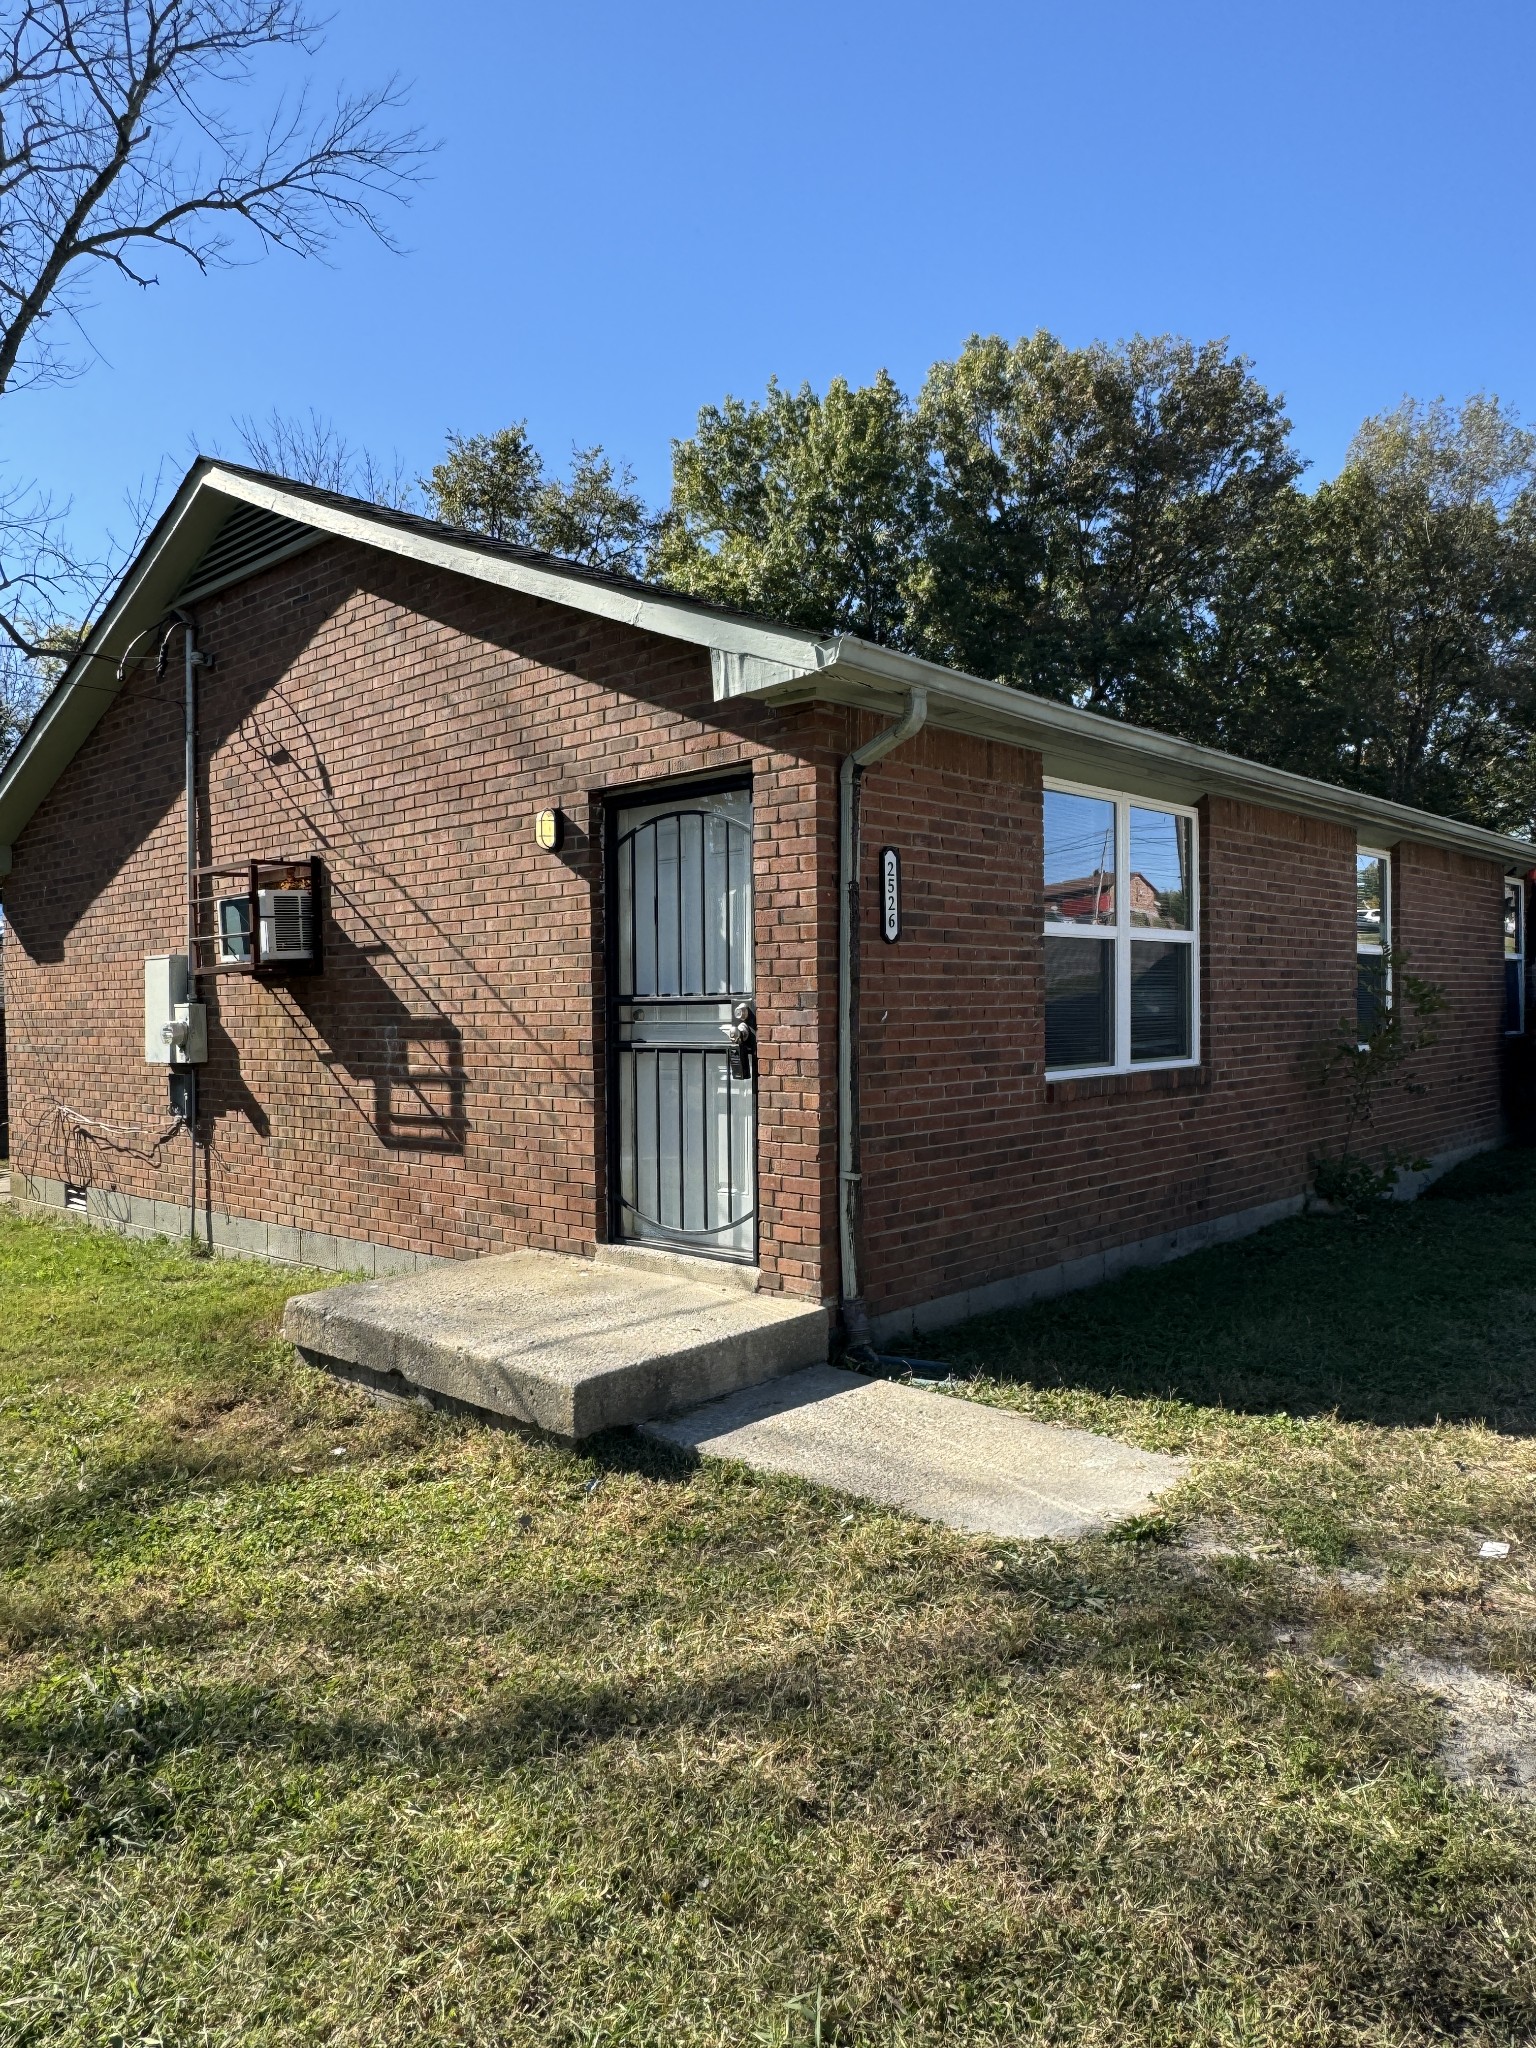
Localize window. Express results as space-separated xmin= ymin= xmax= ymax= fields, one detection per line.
xmin=1356 ymin=849 xmax=1390 ymax=1042
xmin=1043 ymin=782 xmax=1198 ymax=1074
xmin=1506 ymin=877 xmax=1526 ymax=1035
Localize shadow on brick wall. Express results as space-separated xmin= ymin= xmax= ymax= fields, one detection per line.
xmin=286 ymin=924 xmax=468 ymax=1155
xmin=200 ymin=1007 xmax=271 ymax=1139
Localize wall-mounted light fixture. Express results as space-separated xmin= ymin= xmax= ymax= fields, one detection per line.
xmin=535 ymin=807 xmax=564 ymax=852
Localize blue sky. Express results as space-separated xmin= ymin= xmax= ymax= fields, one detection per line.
xmin=8 ymin=0 xmax=1535 ymax=562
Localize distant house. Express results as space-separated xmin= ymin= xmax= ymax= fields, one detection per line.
xmin=0 ymin=459 xmax=1528 ymax=1346
xmin=1042 ymin=871 xmax=1164 ymax=924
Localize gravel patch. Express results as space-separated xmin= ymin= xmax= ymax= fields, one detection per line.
xmin=1391 ymin=1652 xmax=1536 ymax=1800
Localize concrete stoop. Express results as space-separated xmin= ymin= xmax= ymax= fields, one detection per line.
xmin=282 ymin=1245 xmax=829 ymax=1442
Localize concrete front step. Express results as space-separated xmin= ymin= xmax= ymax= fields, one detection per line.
xmin=643 ymin=1366 xmax=1188 ymax=1539
xmin=282 ymin=1249 xmax=828 ymax=1442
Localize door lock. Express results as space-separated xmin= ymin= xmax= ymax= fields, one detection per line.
xmin=727 ymin=1001 xmax=757 ymax=1081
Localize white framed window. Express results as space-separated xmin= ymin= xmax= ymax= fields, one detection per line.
xmin=1043 ymin=779 xmax=1199 ymax=1076
xmin=1356 ymin=847 xmax=1391 ymax=1042
xmin=1505 ymin=875 xmax=1525 ymax=1035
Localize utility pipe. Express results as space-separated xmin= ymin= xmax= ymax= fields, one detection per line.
xmin=837 ymin=685 xmax=927 ymax=1349
xmin=174 ymin=609 xmax=206 ymax=1250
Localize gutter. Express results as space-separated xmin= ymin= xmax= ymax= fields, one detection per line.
xmin=838 ymin=685 xmax=927 ymax=1349
xmin=803 ymin=640 xmax=1533 ymax=870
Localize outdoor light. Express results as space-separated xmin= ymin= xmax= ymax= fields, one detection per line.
xmin=535 ymin=807 xmax=563 ymax=852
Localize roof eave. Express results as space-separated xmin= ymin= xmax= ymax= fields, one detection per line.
xmin=717 ymin=636 xmax=1535 ymax=869
xmin=0 ymin=460 xmax=840 ymax=867
xmin=2 ymin=458 xmax=1531 ymax=879
xmin=0 ymin=459 xmax=236 ymax=857
xmin=197 ymin=466 xmax=838 ymax=672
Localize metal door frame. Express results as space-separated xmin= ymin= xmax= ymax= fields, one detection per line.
xmin=602 ymin=772 xmax=757 ymax=1263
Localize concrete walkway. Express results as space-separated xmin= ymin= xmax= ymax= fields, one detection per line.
xmin=643 ymin=1366 xmax=1187 ymax=1538
xmin=283 ymin=1247 xmax=828 ymax=1442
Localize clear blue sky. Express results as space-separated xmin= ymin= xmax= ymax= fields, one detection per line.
xmin=8 ymin=0 xmax=1535 ymax=561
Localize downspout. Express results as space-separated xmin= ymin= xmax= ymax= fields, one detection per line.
xmin=838 ymin=685 xmax=927 ymax=1351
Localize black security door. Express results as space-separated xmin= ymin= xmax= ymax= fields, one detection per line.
xmin=609 ymin=784 xmax=756 ymax=1261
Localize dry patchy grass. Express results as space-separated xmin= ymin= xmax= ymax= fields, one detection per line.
xmin=5 ymin=1165 xmax=1536 ymax=2043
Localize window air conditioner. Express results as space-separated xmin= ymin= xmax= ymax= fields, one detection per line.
xmin=260 ymin=888 xmax=314 ymax=962
xmin=216 ymin=887 xmax=315 ymax=966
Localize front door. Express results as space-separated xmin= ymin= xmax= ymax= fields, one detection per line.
xmin=609 ymin=784 xmax=756 ymax=1262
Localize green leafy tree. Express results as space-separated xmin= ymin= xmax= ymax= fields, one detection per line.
xmin=649 ymin=343 xmax=1536 ymax=837
xmin=651 ymin=371 xmax=927 ymax=641
xmin=530 ymin=447 xmax=652 ymax=577
xmin=421 ymin=425 xmax=546 ymax=541
xmin=0 ymin=640 xmax=42 ymax=760
xmin=422 ymin=427 xmax=652 ymax=575
xmin=0 ymin=617 xmax=81 ymax=759
xmin=1295 ymin=397 xmax=1536 ymax=829
xmin=911 ymin=331 xmax=1303 ymax=726
xmin=652 ymin=335 xmax=1304 ymax=731
xmin=1178 ymin=481 xmax=1344 ymax=770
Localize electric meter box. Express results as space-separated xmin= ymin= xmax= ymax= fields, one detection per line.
xmin=144 ymin=954 xmax=207 ymax=1066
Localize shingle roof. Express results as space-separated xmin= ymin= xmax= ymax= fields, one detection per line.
xmin=200 ymin=461 xmax=824 ymax=640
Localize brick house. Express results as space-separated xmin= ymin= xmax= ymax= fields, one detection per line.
xmin=0 ymin=921 xmax=8 ymax=1161
xmin=0 ymin=459 xmax=1529 ymax=1345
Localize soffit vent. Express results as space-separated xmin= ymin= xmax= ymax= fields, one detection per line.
xmin=176 ymin=502 xmax=319 ymax=604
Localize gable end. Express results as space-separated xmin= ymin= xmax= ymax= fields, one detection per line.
xmin=177 ymin=502 xmax=319 ymax=604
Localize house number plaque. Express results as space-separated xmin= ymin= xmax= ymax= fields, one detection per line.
xmin=880 ymin=847 xmax=900 ymax=943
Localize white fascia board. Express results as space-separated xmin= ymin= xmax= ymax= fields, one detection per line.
xmin=0 ymin=467 xmax=232 ymax=850
xmin=203 ymin=467 xmax=838 ymax=673
xmin=752 ymin=636 xmax=1536 ymax=870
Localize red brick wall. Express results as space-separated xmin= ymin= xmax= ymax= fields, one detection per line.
xmin=854 ymin=725 xmax=1043 ymax=1302
xmin=1382 ymin=840 xmax=1510 ymax=1156
xmin=3 ymin=537 xmax=1510 ymax=1328
xmin=1 ymin=539 xmax=842 ymax=1298
xmin=855 ymin=748 xmax=1507 ymax=1323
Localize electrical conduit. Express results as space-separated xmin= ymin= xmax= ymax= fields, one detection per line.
xmin=173 ymin=609 xmax=207 ymax=1248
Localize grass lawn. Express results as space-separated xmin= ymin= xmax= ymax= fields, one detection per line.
xmin=6 ymin=1158 xmax=1536 ymax=2044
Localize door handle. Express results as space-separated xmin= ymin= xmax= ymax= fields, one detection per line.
xmin=727 ymin=1002 xmax=756 ymax=1081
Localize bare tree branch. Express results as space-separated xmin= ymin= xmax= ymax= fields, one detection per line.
xmin=0 ymin=1 xmax=428 ymax=396
xmin=232 ymin=404 xmax=416 ymax=508
xmin=0 ymin=462 xmax=162 ymax=754
xmin=0 ymin=0 xmax=428 ymax=760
